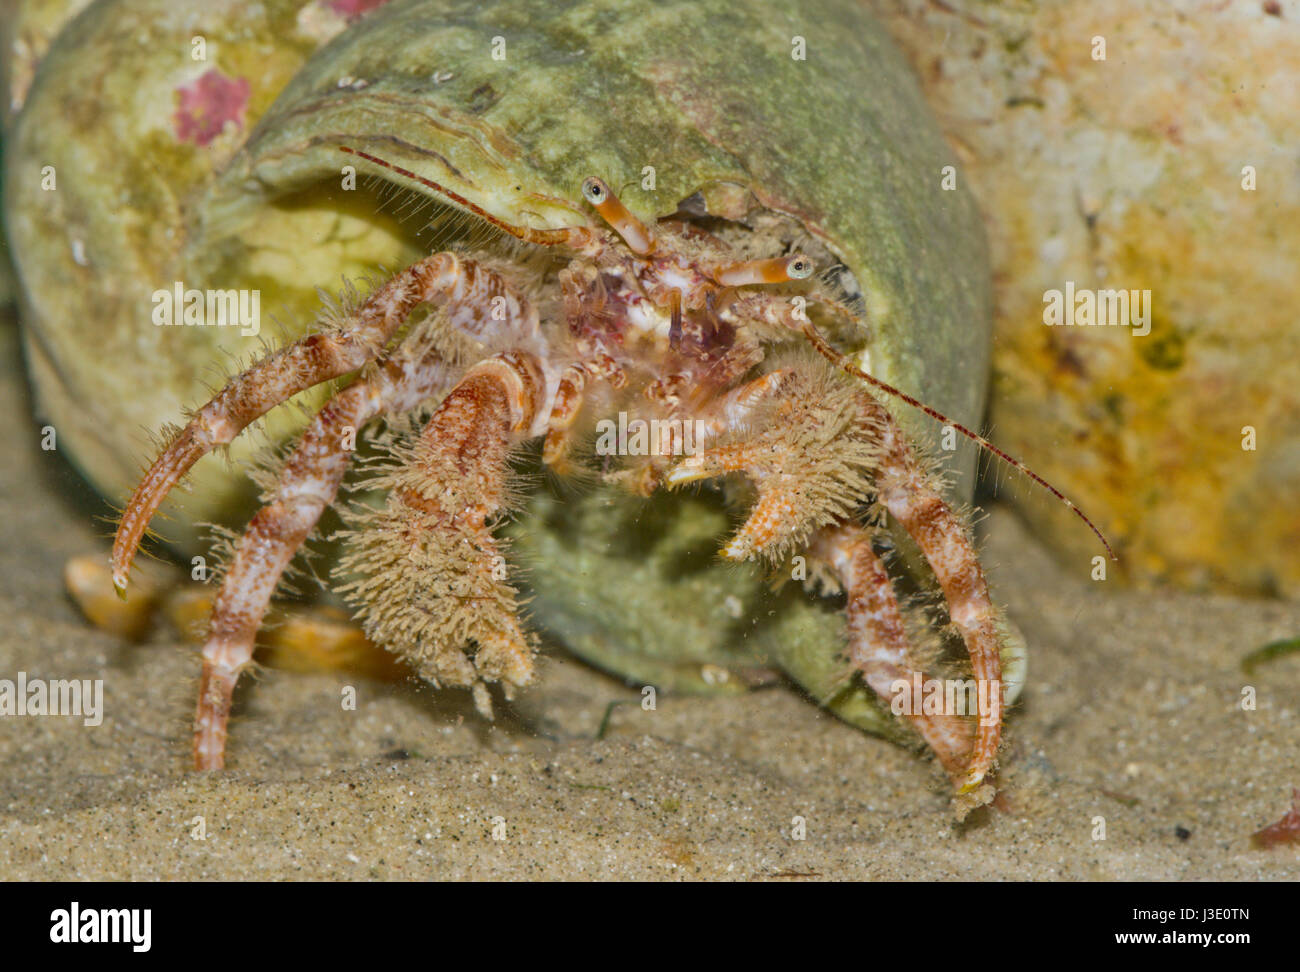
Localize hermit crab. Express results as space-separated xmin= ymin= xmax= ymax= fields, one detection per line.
xmin=114 ymin=153 xmax=1014 ymax=792
xmin=5 ymin=0 xmax=1108 ymax=810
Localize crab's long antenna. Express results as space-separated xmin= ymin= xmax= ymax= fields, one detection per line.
xmin=800 ymin=322 xmax=1118 ymax=562
xmin=339 ymin=146 xmax=590 ymax=247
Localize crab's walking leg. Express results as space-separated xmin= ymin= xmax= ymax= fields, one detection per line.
xmin=692 ymin=369 xmax=797 ymax=441
xmin=542 ymin=353 xmax=625 ymax=470
xmin=112 ymin=252 xmax=525 ymax=591
xmin=194 ymin=352 xmax=452 ymax=769
xmin=874 ymin=417 xmax=1003 ymax=793
xmin=810 ymin=523 xmax=975 ymax=779
xmin=665 ymin=370 xmax=1004 ymax=791
xmin=337 ymin=350 xmax=547 ymax=713
xmin=664 ymin=370 xmax=874 ymax=561
xmin=617 ymin=368 xmax=795 ymax=497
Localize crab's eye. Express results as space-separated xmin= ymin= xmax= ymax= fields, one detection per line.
xmin=581 ymin=176 xmax=655 ymax=255
xmin=714 ymin=254 xmax=818 ymax=287
xmin=786 ymin=255 xmax=815 ymax=280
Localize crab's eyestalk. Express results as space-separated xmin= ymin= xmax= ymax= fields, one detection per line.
xmin=714 ymin=254 xmax=815 ymax=287
xmin=581 ymin=177 xmax=653 ymax=255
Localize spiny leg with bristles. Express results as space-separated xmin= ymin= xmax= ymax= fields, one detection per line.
xmin=808 ymin=522 xmax=976 ymax=780
xmin=873 ymin=413 xmax=1007 ymax=792
xmin=117 ymin=254 xmax=544 ymax=769
xmin=195 ymin=346 xmax=454 ymax=768
xmin=335 ymin=350 xmax=547 ymax=719
xmin=661 ymin=364 xmax=1000 ymax=791
xmin=112 ymin=251 xmax=538 ymax=594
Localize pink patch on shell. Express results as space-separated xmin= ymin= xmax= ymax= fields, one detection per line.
xmin=327 ymin=0 xmax=390 ymax=20
xmin=173 ymin=68 xmax=250 ymax=147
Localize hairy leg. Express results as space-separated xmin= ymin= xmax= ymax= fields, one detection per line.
xmin=113 ymin=252 xmax=535 ymax=590
xmin=194 ymin=349 xmax=453 ymax=769
xmin=874 ymin=413 xmax=1004 ymax=793
xmin=809 ymin=523 xmax=975 ymax=780
xmin=664 ymin=367 xmax=879 ymax=562
xmin=666 ymin=368 xmax=1005 ymax=792
xmin=336 ymin=350 xmax=547 ymax=716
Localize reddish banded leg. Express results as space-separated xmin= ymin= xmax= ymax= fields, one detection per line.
xmin=875 ymin=418 xmax=1004 ymax=793
xmin=664 ymin=371 xmax=1005 ymax=791
xmin=194 ymin=351 xmax=451 ymax=769
xmin=623 ymin=368 xmax=794 ymax=496
xmin=810 ymin=523 xmax=975 ymax=779
xmin=112 ymin=252 xmax=527 ymax=592
xmin=691 ymin=369 xmax=796 ymax=442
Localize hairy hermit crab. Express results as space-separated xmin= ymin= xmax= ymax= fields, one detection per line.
xmin=5 ymin=0 xmax=1109 ymax=812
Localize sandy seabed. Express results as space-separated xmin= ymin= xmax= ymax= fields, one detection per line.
xmin=1 ymin=317 xmax=1297 ymax=881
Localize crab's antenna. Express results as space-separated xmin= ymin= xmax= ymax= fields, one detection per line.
xmin=339 ymin=146 xmax=590 ymax=247
xmin=580 ymin=177 xmax=653 ymax=255
xmin=799 ymin=321 xmax=1118 ymax=562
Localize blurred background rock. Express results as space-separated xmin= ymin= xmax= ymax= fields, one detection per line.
xmin=865 ymin=0 xmax=1300 ymax=596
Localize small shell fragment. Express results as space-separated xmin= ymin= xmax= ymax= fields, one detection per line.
xmin=259 ymin=605 xmax=409 ymax=682
xmin=64 ymin=555 xmax=160 ymax=641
